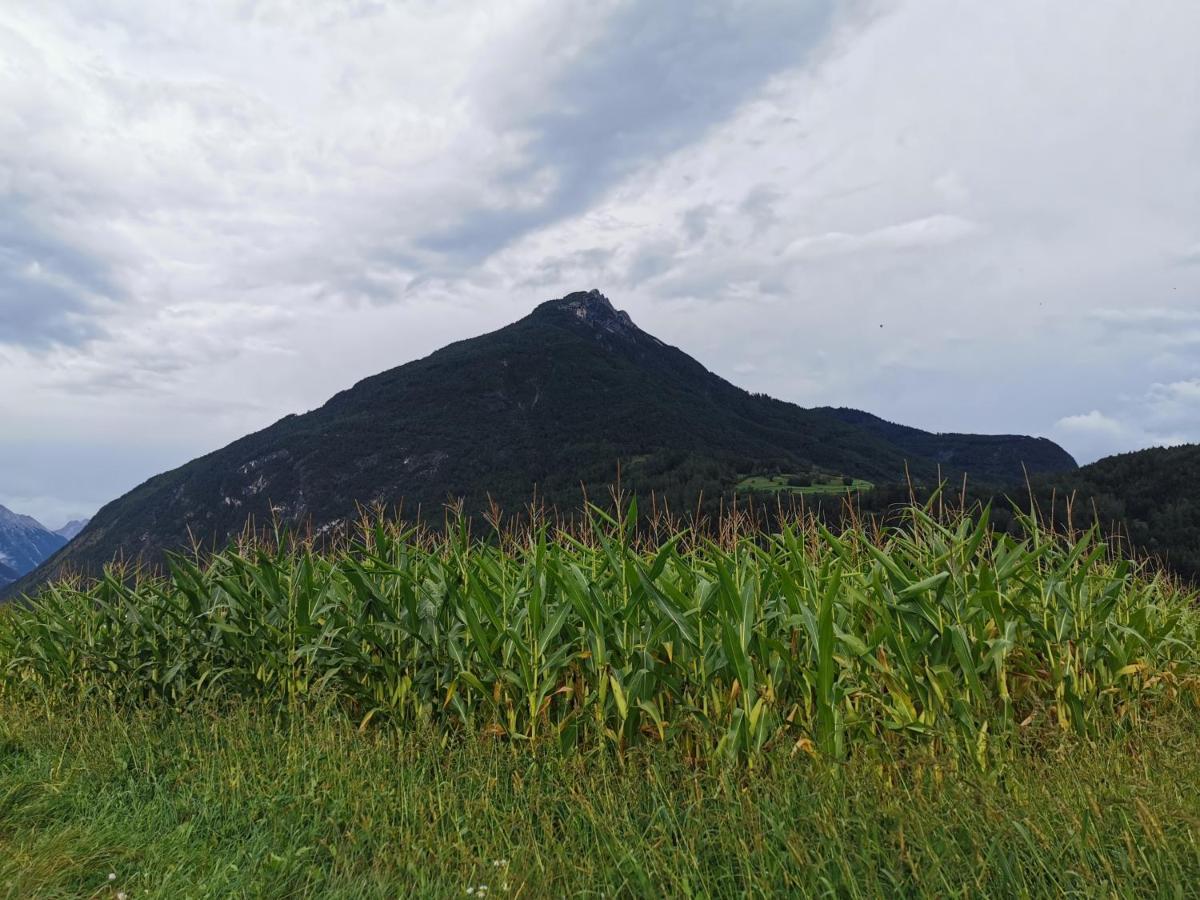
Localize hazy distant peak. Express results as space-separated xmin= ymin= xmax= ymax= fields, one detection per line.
xmin=55 ymin=519 xmax=91 ymax=540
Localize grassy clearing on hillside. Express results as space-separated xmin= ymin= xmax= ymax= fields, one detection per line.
xmin=2 ymin=698 xmax=1199 ymax=897
xmin=736 ymin=473 xmax=876 ymax=496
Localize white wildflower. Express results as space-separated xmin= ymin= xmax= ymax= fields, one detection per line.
xmin=108 ymin=873 xmax=117 ymax=882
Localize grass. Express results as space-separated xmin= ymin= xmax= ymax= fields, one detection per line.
xmin=736 ymin=473 xmax=875 ymax=495
xmin=2 ymin=500 xmax=1199 ymax=895
xmin=2 ymin=697 xmax=1199 ymax=897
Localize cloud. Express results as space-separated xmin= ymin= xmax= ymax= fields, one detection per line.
xmin=418 ymin=1 xmax=839 ymax=262
xmin=1144 ymin=379 xmax=1200 ymax=431
xmin=1090 ymin=308 xmax=1200 ymax=327
xmin=783 ymin=214 xmax=980 ymax=260
xmin=0 ymin=1 xmax=841 ymax=349
xmin=681 ymin=205 xmax=717 ymax=242
xmin=1055 ymin=411 xmax=1127 ymax=439
xmin=0 ymin=205 xmax=114 ymax=347
xmin=1177 ymin=243 xmax=1200 ymax=265
xmin=1 ymin=0 xmax=1200 ymax=520
xmin=1053 ymin=379 xmax=1200 ymax=462
xmin=740 ymin=186 xmax=785 ymax=234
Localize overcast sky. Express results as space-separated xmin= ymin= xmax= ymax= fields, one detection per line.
xmin=2 ymin=0 xmax=1199 ymax=527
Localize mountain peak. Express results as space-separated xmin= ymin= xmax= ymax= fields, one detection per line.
xmin=537 ymin=289 xmax=637 ymax=336
xmin=55 ymin=518 xmax=91 ymax=541
xmin=0 ymin=504 xmax=46 ymax=532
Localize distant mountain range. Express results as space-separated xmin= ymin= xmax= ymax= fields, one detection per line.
xmin=0 ymin=506 xmax=67 ymax=588
xmin=8 ymin=290 xmax=1078 ymax=597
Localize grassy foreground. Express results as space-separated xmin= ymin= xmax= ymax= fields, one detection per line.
xmin=3 ymin=503 xmax=1200 ymax=895
xmin=2 ymin=698 xmax=1199 ymax=897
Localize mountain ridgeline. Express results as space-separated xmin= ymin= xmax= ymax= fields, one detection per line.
xmin=0 ymin=507 xmax=67 ymax=588
xmin=818 ymin=408 xmax=1076 ymax=477
xmin=54 ymin=519 xmax=91 ymax=541
xmin=12 ymin=291 xmax=1077 ymax=594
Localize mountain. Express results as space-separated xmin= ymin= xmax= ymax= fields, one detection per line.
xmin=0 ymin=506 xmax=67 ymax=588
xmin=1028 ymin=444 xmax=1200 ymax=581
xmin=55 ymin=519 xmax=91 ymax=541
xmin=9 ymin=290 xmax=1075 ymax=596
xmin=819 ymin=408 xmax=1078 ymax=483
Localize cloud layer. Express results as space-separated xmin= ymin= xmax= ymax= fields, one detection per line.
xmin=1 ymin=0 xmax=1198 ymax=523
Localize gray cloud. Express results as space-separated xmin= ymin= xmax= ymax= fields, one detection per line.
xmin=681 ymin=204 xmax=716 ymax=242
xmin=0 ymin=204 xmax=114 ymax=348
xmin=1052 ymin=377 xmax=1200 ymax=462
xmin=418 ymin=1 xmax=837 ymax=262
xmin=517 ymin=246 xmax=617 ymax=291
xmin=740 ymin=185 xmax=784 ymax=233
xmin=2 ymin=0 xmax=1200 ymax=523
xmin=1176 ymin=243 xmax=1200 ymax=266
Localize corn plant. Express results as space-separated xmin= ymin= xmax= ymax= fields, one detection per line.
xmin=1 ymin=501 xmax=1196 ymax=765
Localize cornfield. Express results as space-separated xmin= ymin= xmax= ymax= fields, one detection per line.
xmin=2 ymin=501 xmax=1196 ymax=764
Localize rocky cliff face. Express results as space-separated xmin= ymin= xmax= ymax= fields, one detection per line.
xmin=553 ymin=289 xmax=637 ymax=336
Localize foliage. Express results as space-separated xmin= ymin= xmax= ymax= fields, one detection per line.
xmin=812 ymin=443 xmax=1200 ymax=584
xmin=1027 ymin=444 xmax=1200 ymax=582
xmin=818 ymin=406 xmax=1078 ymax=479
xmin=2 ymin=698 xmax=1200 ymax=897
xmin=3 ymin=502 xmax=1196 ymax=766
